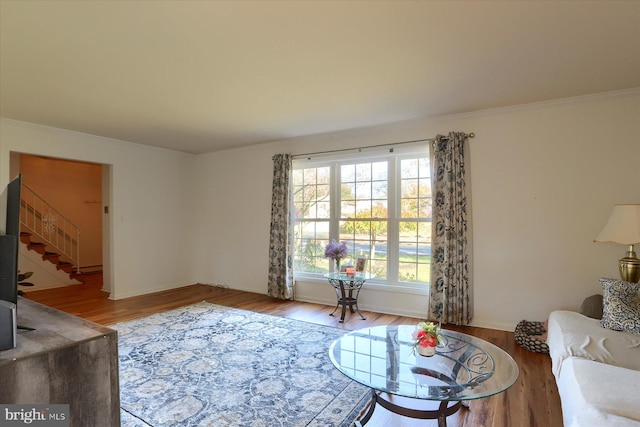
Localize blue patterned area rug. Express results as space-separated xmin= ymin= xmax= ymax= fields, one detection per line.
xmin=113 ymin=302 xmax=370 ymax=427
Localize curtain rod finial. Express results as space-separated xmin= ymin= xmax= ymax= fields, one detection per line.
xmin=468 ymin=132 xmax=475 ymax=138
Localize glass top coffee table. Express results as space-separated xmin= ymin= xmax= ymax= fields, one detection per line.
xmin=329 ymin=325 xmax=519 ymax=427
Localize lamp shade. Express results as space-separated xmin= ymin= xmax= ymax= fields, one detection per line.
xmin=595 ymin=204 xmax=640 ymax=244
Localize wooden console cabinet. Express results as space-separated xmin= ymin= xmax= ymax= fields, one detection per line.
xmin=0 ymin=298 xmax=119 ymax=426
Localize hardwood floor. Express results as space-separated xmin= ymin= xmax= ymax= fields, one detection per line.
xmin=25 ymin=281 xmax=563 ymax=427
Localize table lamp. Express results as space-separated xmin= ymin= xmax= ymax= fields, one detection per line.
xmin=594 ymin=204 xmax=640 ymax=283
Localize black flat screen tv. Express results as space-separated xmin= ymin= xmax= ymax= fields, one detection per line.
xmin=0 ymin=174 xmax=22 ymax=305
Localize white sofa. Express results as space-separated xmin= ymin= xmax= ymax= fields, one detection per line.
xmin=547 ymin=309 xmax=640 ymax=426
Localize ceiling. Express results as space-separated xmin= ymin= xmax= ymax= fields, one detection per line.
xmin=1 ymin=1 xmax=639 ymax=154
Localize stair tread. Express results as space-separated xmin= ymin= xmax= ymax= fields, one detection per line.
xmin=21 ymin=229 xmax=77 ymax=278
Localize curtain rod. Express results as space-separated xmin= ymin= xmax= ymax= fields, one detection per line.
xmin=293 ymin=132 xmax=474 ymax=160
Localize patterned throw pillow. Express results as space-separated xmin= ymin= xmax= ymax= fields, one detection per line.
xmin=599 ymin=277 xmax=640 ymax=334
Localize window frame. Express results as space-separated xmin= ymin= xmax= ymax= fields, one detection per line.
xmin=291 ymin=146 xmax=431 ymax=291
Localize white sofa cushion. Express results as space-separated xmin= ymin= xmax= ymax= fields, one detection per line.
xmin=556 ymin=357 xmax=640 ymax=427
xmin=547 ymin=310 xmax=640 ymax=377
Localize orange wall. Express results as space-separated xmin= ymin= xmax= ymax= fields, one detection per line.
xmin=19 ymin=154 xmax=102 ymax=269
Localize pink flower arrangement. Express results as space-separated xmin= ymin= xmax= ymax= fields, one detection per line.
xmin=412 ymin=322 xmax=445 ymax=349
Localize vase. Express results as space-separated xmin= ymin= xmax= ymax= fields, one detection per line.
xmin=417 ymin=345 xmax=436 ymax=357
xmin=335 ymin=259 xmax=341 ymax=272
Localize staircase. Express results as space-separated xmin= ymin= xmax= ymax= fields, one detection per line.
xmin=19 ymin=183 xmax=85 ymax=284
xmin=20 ymin=232 xmax=84 ymax=281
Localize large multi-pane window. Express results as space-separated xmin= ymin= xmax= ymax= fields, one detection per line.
xmin=292 ymin=149 xmax=432 ymax=286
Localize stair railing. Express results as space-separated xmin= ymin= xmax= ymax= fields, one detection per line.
xmin=19 ymin=183 xmax=81 ymax=274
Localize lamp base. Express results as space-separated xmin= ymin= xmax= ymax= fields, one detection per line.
xmin=619 ymin=245 xmax=640 ymax=283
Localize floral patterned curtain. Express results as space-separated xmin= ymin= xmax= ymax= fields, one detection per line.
xmin=428 ymin=132 xmax=472 ymax=325
xmin=267 ymin=154 xmax=294 ymax=299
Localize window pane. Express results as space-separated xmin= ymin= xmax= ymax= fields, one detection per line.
xmin=370 ymin=234 xmax=387 ymax=280
xmin=356 ymin=163 xmax=371 ymax=181
xmin=417 ymin=260 xmax=431 ymax=283
xmin=419 ymin=158 xmax=430 ymax=178
xmin=341 ymin=200 xmax=356 ymax=218
xmin=293 ymin=185 xmax=304 ymax=203
xmin=418 ymin=222 xmax=431 ymax=243
xmin=317 ymin=201 xmax=330 ymax=219
xmin=398 ymin=220 xmax=430 ymax=284
xmin=355 ymin=182 xmax=370 ymax=200
xmin=400 ymin=156 xmax=431 ymax=222
xmin=370 ymin=258 xmax=387 ymax=280
xmin=372 ymin=162 xmax=388 ymax=181
xmin=346 ymin=161 xmax=388 ymax=224
xmin=399 ymin=262 xmax=417 ymax=282
xmin=292 ymin=169 xmax=303 ymax=185
xmin=418 ymin=178 xmax=431 ymax=198
xmin=341 ymin=164 xmax=355 ymax=182
xmin=401 ymin=158 xmax=419 ymax=179
xmin=292 ymin=166 xmax=332 ymax=220
xmin=401 ymin=178 xmax=418 ymax=198
xmin=293 ymin=220 xmax=330 ymax=273
xmin=303 ymin=168 xmax=317 ymax=185
xmin=339 ymin=219 xmax=388 ymax=278
xmin=372 ymin=201 xmax=387 ymax=218
xmin=355 ymin=200 xmax=371 ymax=217
xmin=317 ymin=167 xmax=331 ymax=184
xmin=401 ymin=199 xmax=418 ymax=218
xmin=317 ymin=184 xmax=330 ymax=202
xmin=339 ymin=220 xmax=355 ymax=238
xmin=400 ymin=243 xmax=418 ymax=259
xmin=341 ymin=183 xmax=355 ymax=200
xmin=419 ymin=198 xmax=432 ymax=219
xmin=372 ymin=181 xmax=387 ymax=199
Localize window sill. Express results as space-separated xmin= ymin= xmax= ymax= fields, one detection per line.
xmin=293 ymin=274 xmax=429 ymax=296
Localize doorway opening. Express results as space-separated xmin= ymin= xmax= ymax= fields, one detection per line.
xmin=10 ymin=152 xmax=113 ymax=297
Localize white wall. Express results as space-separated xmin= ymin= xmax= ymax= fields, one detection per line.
xmin=0 ymin=118 xmax=197 ymax=299
xmin=193 ymin=89 xmax=640 ymax=330
xmin=2 ymin=89 xmax=638 ymax=330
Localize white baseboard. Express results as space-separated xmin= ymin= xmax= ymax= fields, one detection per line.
xmin=109 ymin=282 xmax=195 ymax=300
